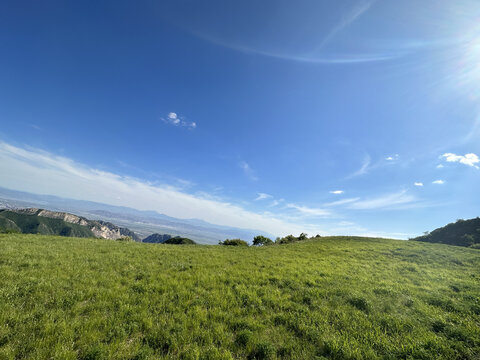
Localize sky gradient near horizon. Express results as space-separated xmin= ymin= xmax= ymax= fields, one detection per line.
xmin=1 ymin=0 xmax=479 ymax=238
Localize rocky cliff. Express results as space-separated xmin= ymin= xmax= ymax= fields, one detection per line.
xmin=9 ymin=208 xmax=140 ymax=241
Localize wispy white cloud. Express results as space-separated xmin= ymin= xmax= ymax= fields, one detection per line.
xmin=0 ymin=142 xmax=317 ymax=236
xmin=437 ymin=164 xmax=444 ymax=169
xmin=255 ymin=192 xmax=272 ymax=201
xmin=269 ymin=199 xmax=285 ymax=207
xmin=324 ymin=197 xmax=360 ymax=207
xmin=330 ymin=190 xmax=344 ymax=194
xmin=161 ymin=112 xmax=196 ymax=129
xmin=414 ymin=182 xmax=424 ymax=187
xmin=239 ymin=161 xmax=258 ymax=181
xmin=286 ymin=204 xmax=331 ymax=217
xmin=318 ymin=0 xmax=376 ymax=49
xmin=348 ymin=190 xmax=417 ymax=210
xmin=192 ymin=25 xmax=407 ymax=64
xmin=432 ymin=180 xmax=445 ymax=185
xmin=348 ymin=154 xmax=371 ymax=178
xmin=441 ymin=153 xmax=479 ymax=169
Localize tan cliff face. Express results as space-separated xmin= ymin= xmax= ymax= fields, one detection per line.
xmin=17 ymin=208 xmax=90 ymax=226
xmin=12 ymin=208 xmax=138 ymax=241
xmin=90 ymin=224 xmax=123 ymax=239
xmin=37 ymin=209 xmax=90 ymax=226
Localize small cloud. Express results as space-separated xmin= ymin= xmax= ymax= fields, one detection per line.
xmin=168 ymin=112 xmax=180 ymax=124
xmin=162 ymin=112 xmax=196 ymax=128
xmin=432 ymin=180 xmax=445 ymax=184
xmin=441 ymin=153 xmax=479 ymax=169
xmin=239 ymin=161 xmax=258 ymax=181
xmin=385 ymin=154 xmax=399 ymax=161
xmin=436 ymin=164 xmax=444 ymax=169
xmin=255 ymin=193 xmax=272 ymax=201
xmin=414 ymin=182 xmax=424 ymax=187
xmin=330 ymin=190 xmax=344 ymax=195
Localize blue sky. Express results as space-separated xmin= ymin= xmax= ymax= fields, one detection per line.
xmin=0 ymin=0 xmax=479 ymax=238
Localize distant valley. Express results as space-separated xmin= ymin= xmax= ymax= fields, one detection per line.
xmin=0 ymin=187 xmax=273 ymax=244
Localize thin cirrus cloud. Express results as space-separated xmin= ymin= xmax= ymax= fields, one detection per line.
xmin=432 ymin=180 xmax=445 ymax=185
xmin=0 ymin=141 xmax=313 ymax=236
xmin=286 ymin=203 xmax=331 ymax=217
xmin=414 ymin=182 xmax=424 ymax=187
xmin=161 ymin=112 xmax=197 ymax=129
xmin=269 ymin=199 xmax=285 ymax=207
xmin=347 ymin=190 xmax=417 ymax=210
xmin=330 ymin=190 xmax=344 ymax=194
xmin=441 ymin=153 xmax=479 ymax=169
xmin=347 ymin=154 xmax=372 ymax=178
xmin=195 ymin=31 xmax=401 ymax=65
xmin=323 ymin=197 xmax=360 ymax=207
xmin=347 ymin=152 xmax=401 ymax=179
xmin=239 ymin=161 xmax=258 ymax=181
xmin=190 ymin=0 xmax=406 ymax=65
xmin=255 ymin=193 xmax=272 ymax=201
xmin=314 ymin=0 xmax=376 ymax=49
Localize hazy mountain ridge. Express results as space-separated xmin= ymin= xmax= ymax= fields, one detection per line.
xmin=0 ymin=208 xmax=139 ymax=241
xmin=0 ymin=187 xmax=273 ymax=244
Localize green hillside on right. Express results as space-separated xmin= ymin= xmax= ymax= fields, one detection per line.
xmin=411 ymin=217 xmax=480 ymax=248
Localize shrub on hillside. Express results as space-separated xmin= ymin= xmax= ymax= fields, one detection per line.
xmin=219 ymin=239 xmax=249 ymax=246
xmin=164 ymin=237 xmax=196 ymax=245
xmin=276 ymin=235 xmax=298 ymax=244
xmin=298 ymin=232 xmax=308 ymax=241
xmin=252 ymin=235 xmax=274 ymax=246
xmin=116 ymin=236 xmax=134 ymax=242
xmin=0 ymin=227 xmax=21 ymax=234
xmin=275 ymin=233 xmax=311 ymax=245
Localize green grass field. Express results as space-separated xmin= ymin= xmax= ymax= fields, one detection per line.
xmin=0 ymin=234 xmax=479 ymax=359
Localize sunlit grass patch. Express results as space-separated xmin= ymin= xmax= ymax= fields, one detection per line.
xmin=0 ymin=234 xmax=479 ymax=359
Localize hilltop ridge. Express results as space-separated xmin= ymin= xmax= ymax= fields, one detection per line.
xmin=411 ymin=217 xmax=480 ymax=247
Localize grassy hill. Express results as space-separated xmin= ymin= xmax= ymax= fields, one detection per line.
xmin=0 ymin=234 xmax=479 ymax=359
xmin=0 ymin=209 xmax=94 ymax=238
xmin=412 ymin=217 xmax=480 ymax=247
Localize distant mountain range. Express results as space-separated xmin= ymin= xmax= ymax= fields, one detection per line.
xmin=0 ymin=187 xmax=273 ymax=244
xmin=411 ymin=217 xmax=480 ymax=248
xmin=0 ymin=208 xmax=139 ymax=240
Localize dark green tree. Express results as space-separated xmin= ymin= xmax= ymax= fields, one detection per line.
xmin=219 ymin=239 xmax=249 ymax=246
xmin=252 ymin=235 xmax=274 ymax=246
xmin=276 ymin=235 xmax=297 ymax=244
xmin=298 ymin=233 xmax=308 ymax=241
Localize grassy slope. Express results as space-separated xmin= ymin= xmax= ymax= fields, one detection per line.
xmin=0 ymin=210 xmax=94 ymax=238
xmin=412 ymin=218 xmax=480 ymax=247
xmin=0 ymin=235 xmax=479 ymax=360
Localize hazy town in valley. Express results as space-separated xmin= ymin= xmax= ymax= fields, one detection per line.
xmin=0 ymin=1 xmax=479 ymax=359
